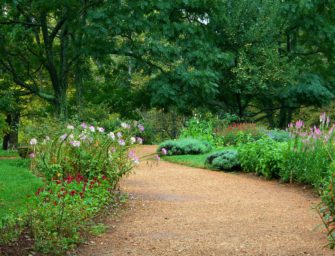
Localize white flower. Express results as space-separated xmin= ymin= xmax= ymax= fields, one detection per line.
xmin=121 ymin=122 xmax=130 ymax=129
xmin=79 ymin=133 xmax=87 ymax=141
xmin=60 ymin=134 xmax=67 ymax=141
xmin=97 ymin=127 xmax=105 ymax=133
xmin=30 ymin=138 xmax=37 ymax=145
xmin=70 ymin=140 xmax=81 ymax=147
xmin=118 ymin=139 xmax=125 ymax=146
xmin=130 ymin=137 xmax=136 ymax=144
xmin=67 ymin=125 xmax=75 ymax=130
xmin=89 ymin=126 xmax=95 ymax=132
xmin=108 ymin=132 xmax=115 ymax=140
xmin=136 ymin=137 xmax=143 ymax=144
xmin=117 ymin=132 xmax=122 ymax=138
xmin=45 ymin=136 xmax=50 ymax=141
xmin=69 ymin=134 xmax=74 ymax=139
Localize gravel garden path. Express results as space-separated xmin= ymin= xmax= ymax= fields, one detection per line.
xmin=78 ymin=145 xmax=333 ymax=256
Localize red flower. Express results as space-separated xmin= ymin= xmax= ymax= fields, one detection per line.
xmin=70 ymin=190 xmax=76 ymax=196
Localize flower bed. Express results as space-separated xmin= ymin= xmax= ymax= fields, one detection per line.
xmin=0 ymin=121 xmax=145 ymax=255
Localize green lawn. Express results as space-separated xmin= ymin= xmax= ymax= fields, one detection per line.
xmin=0 ymin=159 xmax=42 ymax=219
xmin=0 ymin=149 xmax=19 ymax=157
xmin=163 ymin=147 xmax=233 ymax=169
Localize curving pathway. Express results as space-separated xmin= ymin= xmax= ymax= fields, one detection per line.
xmin=78 ymin=145 xmax=333 ymax=256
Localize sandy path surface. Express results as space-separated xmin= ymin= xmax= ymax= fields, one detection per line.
xmin=78 ymin=145 xmax=333 ymax=256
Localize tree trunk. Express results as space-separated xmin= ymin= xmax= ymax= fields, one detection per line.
xmin=54 ymin=86 xmax=68 ymax=120
xmin=2 ymin=113 xmax=19 ymax=150
xmin=278 ymin=105 xmax=288 ymax=129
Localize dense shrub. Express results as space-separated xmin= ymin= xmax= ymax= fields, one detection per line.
xmin=217 ymin=123 xmax=265 ymax=146
xmin=266 ymin=129 xmax=291 ymax=142
xmin=157 ymin=138 xmax=212 ymax=156
xmin=180 ymin=114 xmax=215 ymax=145
xmin=138 ymin=109 xmax=186 ymax=144
xmin=205 ymin=149 xmax=240 ymax=171
xmin=238 ymin=138 xmax=286 ymax=179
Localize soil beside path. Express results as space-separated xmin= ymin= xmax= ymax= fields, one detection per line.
xmin=78 ymin=145 xmax=333 ymax=256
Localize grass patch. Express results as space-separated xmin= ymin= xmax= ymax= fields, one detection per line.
xmin=163 ymin=147 xmax=233 ymax=169
xmin=0 ymin=159 xmax=43 ymax=219
xmin=0 ymin=149 xmax=19 ymax=158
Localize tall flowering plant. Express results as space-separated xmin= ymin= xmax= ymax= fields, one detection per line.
xmin=284 ymin=113 xmax=334 ymax=187
xmin=29 ymin=122 xmax=144 ymax=184
xmin=21 ymin=122 xmax=145 ymax=254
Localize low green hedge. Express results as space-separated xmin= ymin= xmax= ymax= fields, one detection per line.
xmin=157 ymin=138 xmax=212 ymax=156
xmin=205 ymin=149 xmax=240 ymax=171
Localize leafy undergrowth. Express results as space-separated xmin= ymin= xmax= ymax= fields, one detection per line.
xmin=163 ymin=147 xmax=233 ymax=169
xmin=0 ymin=159 xmax=42 ymax=219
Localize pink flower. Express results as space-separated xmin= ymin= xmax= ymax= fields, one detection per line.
xmin=138 ymin=124 xmax=145 ymax=132
xmin=161 ymin=148 xmax=168 ymax=155
xmin=81 ymin=122 xmax=87 ymax=129
xmin=128 ymin=150 xmax=136 ymax=158
xmin=118 ymin=139 xmax=125 ymax=146
xmin=295 ymin=120 xmax=304 ymax=129
xmin=70 ymin=140 xmax=81 ymax=147
xmin=136 ymin=137 xmax=143 ymax=144
xmin=60 ymin=134 xmax=68 ymax=141
xmin=29 ymin=152 xmax=36 ymax=158
xmin=133 ymin=156 xmax=140 ymax=165
xmin=89 ymin=126 xmax=95 ymax=132
xmin=97 ymin=127 xmax=105 ymax=133
xmin=314 ymin=127 xmax=321 ymax=136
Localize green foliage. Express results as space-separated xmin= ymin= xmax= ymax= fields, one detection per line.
xmin=218 ymin=123 xmax=265 ymax=146
xmin=266 ymin=130 xmax=291 ymax=142
xmin=0 ymin=213 xmax=26 ymax=246
xmin=158 ymin=138 xmax=212 ymax=156
xmin=28 ymin=175 xmax=114 ymax=254
xmin=180 ymin=115 xmax=215 ymax=145
xmin=205 ymin=149 xmax=240 ymax=171
xmin=238 ymin=138 xmax=286 ymax=179
xmin=138 ymin=109 xmax=185 ymax=144
xmin=280 ymin=134 xmax=331 ymax=188
xmin=0 ymin=113 xmax=8 ymax=137
xmin=317 ymin=163 xmax=335 ymax=248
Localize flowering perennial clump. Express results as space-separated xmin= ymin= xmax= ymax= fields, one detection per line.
xmin=30 ymin=122 xmax=144 ymax=181
xmin=20 ymin=121 xmax=146 ymax=254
